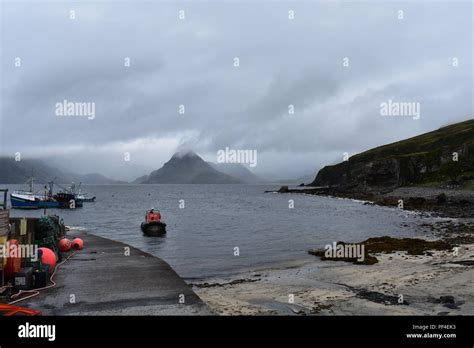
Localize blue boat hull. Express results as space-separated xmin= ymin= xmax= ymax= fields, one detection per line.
xmin=10 ymin=194 xmax=60 ymax=209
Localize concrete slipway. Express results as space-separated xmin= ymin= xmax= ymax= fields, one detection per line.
xmin=21 ymin=231 xmax=213 ymax=315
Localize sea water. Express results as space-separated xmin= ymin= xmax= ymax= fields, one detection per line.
xmin=6 ymin=184 xmax=428 ymax=279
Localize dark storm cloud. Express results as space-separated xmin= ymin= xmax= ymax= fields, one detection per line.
xmin=0 ymin=1 xmax=472 ymax=180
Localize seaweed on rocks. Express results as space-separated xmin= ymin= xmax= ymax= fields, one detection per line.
xmin=308 ymin=236 xmax=452 ymax=265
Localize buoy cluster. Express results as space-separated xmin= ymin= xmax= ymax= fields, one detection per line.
xmin=1 ymin=214 xmax=86 ymax=303
xmin=58 ymin=237 xmax=84 ymax=252
xmin=37 ymin=237 xmax=84 ymax=271
xmin=3 ymin=236 xmax=85 ymax=294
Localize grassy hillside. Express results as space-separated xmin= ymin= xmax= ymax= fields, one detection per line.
xmin=312 ymin=119 xmax=474 ymax=190
xmin=351 ymin=119 xmax=474 ymax=163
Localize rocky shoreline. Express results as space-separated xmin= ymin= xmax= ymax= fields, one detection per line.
xmin=278 ymin=184 xmax=474 ymax=264
xmin=193 ymin=185 xmax=473 ymax=315
xmin=193 ymin=240 xmax=474 ymax=315
xmin=272 ymin=185 xmax=474 ymax=219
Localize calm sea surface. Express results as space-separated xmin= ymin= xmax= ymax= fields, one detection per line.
xmin=5 ymin=184 xmax=429 ymax=279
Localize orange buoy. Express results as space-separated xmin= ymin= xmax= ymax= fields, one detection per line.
xmin=71 ymin=238 xmax=84 ymax=250
xmin=58 ymin=238 xmax=72 ymax=252
xmin=38 ymin=247 xmax=57 ymax=271
xmin=4 ymin=239 xmax=21 ymax=279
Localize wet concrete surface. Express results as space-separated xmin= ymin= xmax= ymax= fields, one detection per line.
xmin=22 ymin=231 xmax=213 ymax=315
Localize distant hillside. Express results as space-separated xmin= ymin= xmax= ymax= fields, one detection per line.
xmin=277 ymin=173 xmax=317 ymax=185
xmin=311 ymin=119 xmax=474 ymax=190
xmin=132 ymin=174 xmax=149 ymax=184
xmin=0 ymin=157 xmax=122 ymax=184
xmin=138 ymin=151 xmax=242 ymax=184
xmin=208 ymin=162 xmax=265 ymax=183
xmin=0 ymin=158 xmax=65 ymax=184
xmin=70 ymin=173 xmax=124 ymax=185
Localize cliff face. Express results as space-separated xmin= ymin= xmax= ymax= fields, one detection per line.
xmin=311 ymin=119 xmax=474 ymax=191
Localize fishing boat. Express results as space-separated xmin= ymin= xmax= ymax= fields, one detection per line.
xmin=11 ymin=179 xmax=85 ymax=209
xmin=70 ymin=183 xmax=96 ymax=202
xmin=141 ymin=209 xmax=167 ymax=236
xmin=53 ymin=192 xmax=83 ymax=208
xmin=10 ymin=192 xmax=59 ymax=209
xmin=50 ymin=181 xmax=85 ymax=208
xmin=10 ymin=178 xmax=59 ymax=209
xmin=76 ymin=193 xmax=96 ymax=202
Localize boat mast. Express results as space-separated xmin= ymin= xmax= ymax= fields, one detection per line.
xmin=29 ymin=168 xmax=34 ymax=193
xmin=48 ymin=180 xmax=55 ymax=198
xmin=43 ymin=185 xmax=48 ymax=215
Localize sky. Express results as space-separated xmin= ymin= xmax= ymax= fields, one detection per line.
xmin=0 ymin=0 xmax=472 ymax=181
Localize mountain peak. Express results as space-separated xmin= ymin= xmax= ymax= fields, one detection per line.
xmin=171 ymin=150 xmax=199 ymax=160
xmin=139 ymin=151 xmax=243 ymax=184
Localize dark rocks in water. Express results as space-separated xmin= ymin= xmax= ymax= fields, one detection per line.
xmin=450 ymin=260 xmax=474 ymax=266
xmin=437 ymin=193 xmax=447 ymax=204
xmin=191 ymin=278 xmax=260 ymax=288
xmin=308 ymin=236 xmax=452 ymax=265
xmin=308 ymin=247 xmax=378 ymax=265
xmin=363 ymin=236 xmax=451 ymax=255
xmin=406 ymin=196 xmax=426 ymax=207
xmin=439 ymin=296 xmax=455 ymax=304
xmin=338 ymin=284 xmax=408 ymax=305
xmin=298 ymin=183 xmax=305 ymax=187
xmin=431 ymin=221 xmax=474 ymax=244
xmin=310 ymin=303 xmax=333 ymax=314
xmin=303 ymin=188 xmax=474 ymax=219
xmin=356 ymin=289 xmax=408 ymax=306
xmin=267 ymin=185 xmax=334 ymax=195
xmin=432 ymin=295 xmax=463 ymax=310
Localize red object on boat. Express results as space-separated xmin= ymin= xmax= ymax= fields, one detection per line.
xmin=38 ymin=247 xmax=57 ymax=271
xmin=71 ymin=238 xmax=84 ymax=250
xmin=58 ymin=238 xmax=72 ymax=252
xmin=0 ymin=304 xmax=41 ymax=316
xmin=4 ymin=239 xmax=21 ymax=279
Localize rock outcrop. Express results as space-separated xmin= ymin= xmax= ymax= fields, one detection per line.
xmin=311 ymin=119 xmax=474 ymax=191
